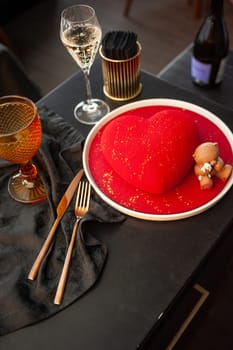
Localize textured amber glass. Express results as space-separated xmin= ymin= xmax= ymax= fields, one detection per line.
xmin=0 ymin=95 xmax=46 ymax=203
xmin=0 ymin=97 xmax=41 ymax=164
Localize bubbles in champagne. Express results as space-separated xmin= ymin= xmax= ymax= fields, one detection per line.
xmin=62 ymin=25 xmax=101 ymax=71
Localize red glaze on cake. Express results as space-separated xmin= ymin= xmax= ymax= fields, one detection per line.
xmin=101 ymin=109 xmax=199 ymax=194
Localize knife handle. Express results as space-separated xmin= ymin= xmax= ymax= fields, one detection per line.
xmin=28 ymin=217 xmax=60 ymax=280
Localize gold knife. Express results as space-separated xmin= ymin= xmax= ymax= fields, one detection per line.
xmin=28 ymin=168 xmax=84 ymax=281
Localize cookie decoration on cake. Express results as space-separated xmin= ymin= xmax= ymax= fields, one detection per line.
xmin=101 ymin=109 xmax=199 ymax=194
xmin=193 ymin=142 xmax=233 ymax=189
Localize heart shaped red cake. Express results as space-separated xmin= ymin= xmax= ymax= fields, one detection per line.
xmin=100 ymin=109 xmax=199 ymax=194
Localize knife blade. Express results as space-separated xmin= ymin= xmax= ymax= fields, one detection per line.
xmin=28 ymin=168 xmax=84 ymax=280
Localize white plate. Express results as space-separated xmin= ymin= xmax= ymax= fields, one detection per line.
xmin=83 ymin=98 xmax=233 ymax=221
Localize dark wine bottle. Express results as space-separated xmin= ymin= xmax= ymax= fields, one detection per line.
xmin=191 ymin=0 xmax=229 ymax=87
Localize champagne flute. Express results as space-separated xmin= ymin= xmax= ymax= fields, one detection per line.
xmin=0 ymin=95 xmax=47 ymax=204
xmin=60 ymin=4 xmax=110 ymax=125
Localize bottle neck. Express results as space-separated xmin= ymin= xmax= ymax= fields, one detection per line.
xmin=209 ymin=0 xmax=224 ymax=16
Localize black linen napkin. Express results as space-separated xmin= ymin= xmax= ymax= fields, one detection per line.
xmin=0 ymin=105 xmax=125 ymax=336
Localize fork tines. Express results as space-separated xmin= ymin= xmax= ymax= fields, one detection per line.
xmin=76 ymin=181 xmax=91 ymax=212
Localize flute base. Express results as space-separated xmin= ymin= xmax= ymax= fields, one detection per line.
xmin=74 ymin=99 xmax=110 ymax=125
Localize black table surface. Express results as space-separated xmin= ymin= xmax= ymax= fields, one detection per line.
xmin=1 ymin=60 xmax=233 ymax=350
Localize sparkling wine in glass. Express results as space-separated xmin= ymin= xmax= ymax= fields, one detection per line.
xmin=60 ymin=4 xmax=110 ymax=125
xmin=0 ymin=95 xmax=47 ymax=203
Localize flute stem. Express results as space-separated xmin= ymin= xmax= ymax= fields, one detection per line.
xmin=83 ymin=70 xmax=92 ymax=105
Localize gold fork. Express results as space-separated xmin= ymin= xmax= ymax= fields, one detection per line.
xmin=54 ymin=181 xmax=91 ymax=305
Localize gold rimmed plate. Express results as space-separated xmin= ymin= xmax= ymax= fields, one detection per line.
xmin=83 ymin=99 xmax=233 ymax=221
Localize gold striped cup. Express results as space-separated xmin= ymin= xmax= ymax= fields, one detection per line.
xmin=99 ymin=42 xmax=142 ymax=101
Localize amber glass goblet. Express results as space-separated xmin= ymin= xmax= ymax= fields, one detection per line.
xmin=0 ymin=95 xmax=47 ymax=203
